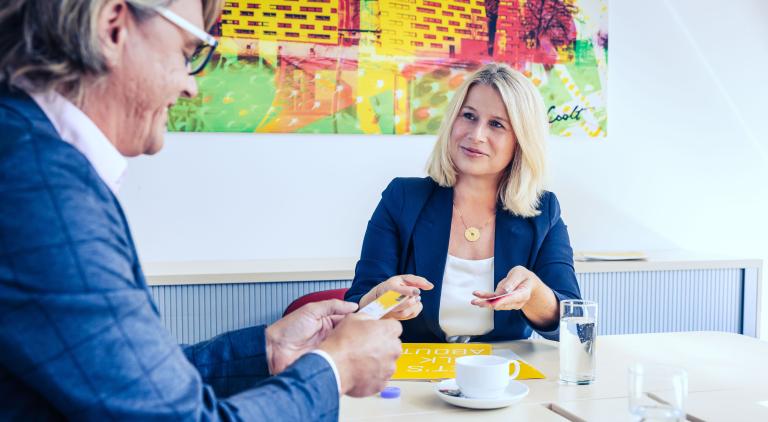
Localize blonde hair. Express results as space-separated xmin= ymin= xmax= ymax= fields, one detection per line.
xmin=426 ymin=63 xmax=548 ymax=217
xmin=0 ymin=0 xmax=222 ymax=99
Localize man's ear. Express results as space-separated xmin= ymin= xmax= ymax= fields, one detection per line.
xmin=97 ymin=0 xmax=130 ymax=68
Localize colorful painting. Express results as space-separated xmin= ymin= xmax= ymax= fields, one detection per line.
xmin=169 ymin=0 xmax=608 ymax=137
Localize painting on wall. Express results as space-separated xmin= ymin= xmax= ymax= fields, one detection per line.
xmin=169 ymin=0 xmax=608 ymax=137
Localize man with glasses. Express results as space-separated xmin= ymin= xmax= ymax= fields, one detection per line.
xmin=0 ymin=0 xmax=403 ymax=420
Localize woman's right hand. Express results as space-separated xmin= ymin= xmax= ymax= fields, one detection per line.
xmin=359 ymin=275 xmax=434 ymax=320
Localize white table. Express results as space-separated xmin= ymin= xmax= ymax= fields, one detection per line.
xmin=340 ymin=332 xmax=768 ymax=421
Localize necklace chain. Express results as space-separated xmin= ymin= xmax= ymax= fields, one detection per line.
xmin=453 ymin=203 xmax=494 ymax=242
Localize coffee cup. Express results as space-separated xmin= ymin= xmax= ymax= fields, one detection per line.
xmin=455 ymin=355 xmax=521 ymax=399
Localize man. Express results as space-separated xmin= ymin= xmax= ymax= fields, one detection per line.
xmin=0 ymin=0 xmax=404 ymax=420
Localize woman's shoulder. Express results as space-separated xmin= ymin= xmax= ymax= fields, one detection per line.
xmin=534 ymin=190 xmax=563 ymax=226
xmin=386 ymin=176 xmax=438 ymax=192
xmin=380 ymin=177 xmax=439 ymax=217
xmin=389 ymin=177 xmax=437 ymax=190
xmin=382 ymin=176 xmax=438 ymax=199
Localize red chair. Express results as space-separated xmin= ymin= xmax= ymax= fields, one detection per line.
xmin=283 ymin=288 xmax=350 ymax=317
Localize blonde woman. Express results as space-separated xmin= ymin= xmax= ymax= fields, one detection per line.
xmin=345 ymin=63 xmax=581 ymax=342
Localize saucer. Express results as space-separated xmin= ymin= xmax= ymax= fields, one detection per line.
xmin=433 ymin=378 xmax=529 ymax=410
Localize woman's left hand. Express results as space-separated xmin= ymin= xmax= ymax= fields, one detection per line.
xmin=471 ymin=266 xmax=539 ymax=310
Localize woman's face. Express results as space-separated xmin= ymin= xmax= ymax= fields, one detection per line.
xmin=449 ymin=83 xmax=517 ymax=181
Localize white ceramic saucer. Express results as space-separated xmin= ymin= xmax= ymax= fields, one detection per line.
xmin=433 ymin=378 xmax=529 ymax=410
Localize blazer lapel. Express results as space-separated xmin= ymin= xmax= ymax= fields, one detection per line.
xmin=493 ymin=206 xmax=534 ymax=330
xmin=412 ymin=185 xmax=452 ymax=340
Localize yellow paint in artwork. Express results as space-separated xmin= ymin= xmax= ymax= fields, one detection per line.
xmin=221 ymin=1 xmax=340 ymax=45
xmin=218 ymin=37 xmax=241 ymax=55
xmin=357 ymin=65 xmax=395 ymax=134
xmin=393 ymin=73 xmax=410 ymax=134
xmin=376 ymin=0 xmax=488 ymax=57
xmin=238 ymin=109 xmax=249 ymax=117
xmin=223 ymin=96 xmax=234 ymax=105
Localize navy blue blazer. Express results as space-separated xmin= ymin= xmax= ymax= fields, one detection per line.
xmin=345 ymin=177 xmax=581 ymax=342
xmin=0 ymin=88 xmax=338 ymax=420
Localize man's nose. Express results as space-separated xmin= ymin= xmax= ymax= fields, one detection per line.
xmin=181 ymin=74 xmax=198 ymax=99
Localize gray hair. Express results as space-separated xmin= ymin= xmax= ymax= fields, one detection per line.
xmin=0 ymin=0 xmax=221 ymax=100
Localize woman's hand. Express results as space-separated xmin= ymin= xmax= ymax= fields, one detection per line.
xmin=359 ymin=275 xmax=434 ymax=320
xmin=471 ymin=266 xmax=538 ymax=310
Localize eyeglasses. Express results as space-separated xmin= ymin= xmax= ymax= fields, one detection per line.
xmin=153 ymin=6 xmax=218 ymax=75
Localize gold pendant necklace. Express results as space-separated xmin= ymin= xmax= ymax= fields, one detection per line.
xmin=464 ymin=227 xmax=481 ymax=242
xmin=453 ymin=203 xmax=494 ymax=242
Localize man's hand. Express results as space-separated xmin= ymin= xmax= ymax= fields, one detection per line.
xmin=265 ymin=299 xmax=358 ymax=374
xmin=359 ymin=274 xmax=433 ymax=320
xmin=318 ymin=314 xmax=402 ymax=397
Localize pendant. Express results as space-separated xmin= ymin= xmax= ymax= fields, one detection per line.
xmin=464 ymin=227 xmax=480 ymax=242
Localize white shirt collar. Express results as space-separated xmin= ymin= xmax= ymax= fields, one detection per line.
xmin=27 ymin=90 xmax=127 ymax=194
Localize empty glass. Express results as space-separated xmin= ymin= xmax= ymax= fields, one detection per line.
xmin=559 ymin=299 xmax=598 ymax=385
xmin=628 ymin=363 xmax=688 ymax=421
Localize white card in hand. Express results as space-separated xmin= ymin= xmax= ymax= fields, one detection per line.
xmin=358 ymin=290 xmax=407 ymax=319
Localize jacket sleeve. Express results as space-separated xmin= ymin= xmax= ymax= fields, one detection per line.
xmin=525 ymin=192 xmax=582 ymax=340
xmin=345 ymin=179 xmax=404 ymax=304
xmin=180 ymin=325 xmax=272 ymax=397
xmin=0 ymin=140 xmax=338 ymax=421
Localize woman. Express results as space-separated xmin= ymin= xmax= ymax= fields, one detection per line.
xmin=345 ymin=63 xmax=581 ymax=342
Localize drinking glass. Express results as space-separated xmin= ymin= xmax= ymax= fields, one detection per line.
xmin=628 ymin=363 xmax=688 ymax=421
xmin=559 ymin=299 xmax=598 ymax=385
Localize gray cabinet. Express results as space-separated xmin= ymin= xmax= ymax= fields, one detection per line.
xmin=149 ymin=258 xmax=761 ymax=344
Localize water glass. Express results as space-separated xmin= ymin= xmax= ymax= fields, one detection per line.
xmin=559 ymin=299 xmax=598 ymax=385
xmin=628 ymin=363 xmax=688 ymax=421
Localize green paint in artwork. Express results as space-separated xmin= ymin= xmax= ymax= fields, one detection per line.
xmin=169 ymin=54 xmax=276 ymax=132
xmin=297 ymin=107 xmax=365 ymax=134
xmin=370 ymin=91 xmax=395 ymax=134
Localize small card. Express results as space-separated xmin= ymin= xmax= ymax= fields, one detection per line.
xmin=479 ymin=290 xmax=515 ymax=301
xmin=358 ymin=290 xmax=407 ymax=319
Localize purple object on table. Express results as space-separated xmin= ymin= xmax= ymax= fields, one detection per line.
xmin=380 ymin=386 xmax=401 ymax=399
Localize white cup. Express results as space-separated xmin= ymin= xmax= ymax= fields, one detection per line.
xmin=455 ymin=355 xmax=521 ymax=399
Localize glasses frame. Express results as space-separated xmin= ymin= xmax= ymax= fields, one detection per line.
xmin=153 ymin=6 xmax=218 ymax=75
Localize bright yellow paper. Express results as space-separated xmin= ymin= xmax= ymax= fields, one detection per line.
xmin=392 ymin=343 xmax=545 ymax=380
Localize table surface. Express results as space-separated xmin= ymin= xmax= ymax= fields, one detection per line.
xmin=340 ymin=331 xmax=768 ymax=421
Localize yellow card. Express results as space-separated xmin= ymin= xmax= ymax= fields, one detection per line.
xmin=358 ymin=290 xmax=406 ymax=319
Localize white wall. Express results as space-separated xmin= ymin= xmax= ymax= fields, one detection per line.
xmin=120 ymin=0 xmax=768 ymax=337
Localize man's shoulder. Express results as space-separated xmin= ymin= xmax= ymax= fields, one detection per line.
xmin=0 ymin=108 xmax=102 ymax=196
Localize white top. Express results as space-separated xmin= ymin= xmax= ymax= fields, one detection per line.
xmin=27 ymin=89 xmax=127 ymax=194
xmin=438 ymin=254 xmax=495 ymax=338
